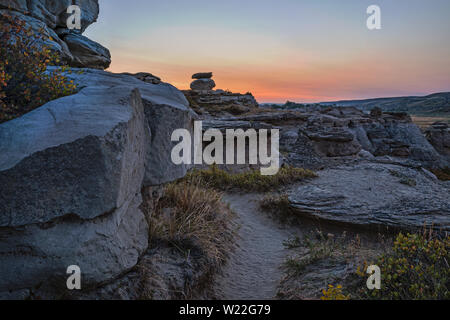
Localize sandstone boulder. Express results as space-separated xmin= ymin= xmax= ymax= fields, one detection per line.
xmin=0 ymin=68 xmax=195 ymax=297
xmin=192 ymin=72 xmax=213 ymax=79
xmin=191 ymin=79 xmax=216 ymax=91
xmin=63 ymin=33 xmax=111 ymax=69
xmin=0 ymin=87 xmax=149 ymax=295
xmin=61 ymin=68 xmax=196 ymax=186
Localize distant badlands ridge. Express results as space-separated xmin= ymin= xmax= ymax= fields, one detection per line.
xmin=321 ymin=92 xmax=450 ymax=115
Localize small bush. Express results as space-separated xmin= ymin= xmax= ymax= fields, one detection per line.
xmin=0 ymin=12 xmax=77 ymax=123
xmin=321 ymin=285 xmax=350 ymax=300
xmin=355 ymin=232 xmax=449 ymax=300
xmin=185 ymin=165 xmax=316 ymax=192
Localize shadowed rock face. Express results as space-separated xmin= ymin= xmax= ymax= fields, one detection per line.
xmin=0 ymin=87 xmax=149 ymax=296
xmin=426 ymin=122 xmax=450 ymax=162
xmin=0 ymin=0 xmax=110 ymax=69
xmin=0 ymin=69 xmax=195 ymax=298
xmin=289 ymin=163 xmax=450 ymax=231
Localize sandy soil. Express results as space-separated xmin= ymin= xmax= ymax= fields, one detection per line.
xmin=211 ymin=193 xmax=302 ymax=300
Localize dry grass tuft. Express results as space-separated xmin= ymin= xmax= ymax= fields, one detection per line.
xmin=144 ymin=176 xmax=235 ymax=266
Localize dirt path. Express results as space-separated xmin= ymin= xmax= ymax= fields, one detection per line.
xmin=212 ymin=193 xmax=302 ymax=300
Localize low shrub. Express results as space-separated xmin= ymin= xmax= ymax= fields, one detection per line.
xmin=354 ymin=232 xmax=449 ymax=300
xmin=0 ymin=12 xmax=77 ymax=124
xmin=321 ymin=285 xmax=350 ymax=300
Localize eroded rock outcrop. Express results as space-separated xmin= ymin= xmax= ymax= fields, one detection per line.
xmin=184 ymin=72 xmax=259 ymax=116
xmin=0 ymin=69 xmax=195 ymax=298
xmin=0 ymin=0 xmax=110 ymax=69
xmin=222 ymin=107 xmax=447 ymax=169
xmin=62 ymin=68 xmax=196 ymax=185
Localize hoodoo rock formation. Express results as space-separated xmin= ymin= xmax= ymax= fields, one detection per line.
xmin=190 ymin=72 xmax=216 ymax=91
xmin=184 ymin=72 xmax=259 ymax=116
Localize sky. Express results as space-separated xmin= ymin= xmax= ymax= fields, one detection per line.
xmin=85 ymin=0 xmax=450 ymax=103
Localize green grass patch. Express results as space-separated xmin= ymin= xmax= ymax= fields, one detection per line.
xmin=185 ymin=165 xmax=316 ymax=192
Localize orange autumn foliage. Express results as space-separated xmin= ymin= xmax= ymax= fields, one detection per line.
xmin=0 ymin=12 xmax=77 ymax=123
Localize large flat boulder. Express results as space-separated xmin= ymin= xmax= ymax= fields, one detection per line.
xmin=289 ymin=162 xmax=450 ymax=231
xmin=190 ymin=79 xmax=216 ymax=91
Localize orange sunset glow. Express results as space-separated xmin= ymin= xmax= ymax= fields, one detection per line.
xmin=85 ymin=0 xmax=450 ymax=103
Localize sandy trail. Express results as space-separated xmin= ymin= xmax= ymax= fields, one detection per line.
xmin=212 ymin=193 xmax=301 ymax=300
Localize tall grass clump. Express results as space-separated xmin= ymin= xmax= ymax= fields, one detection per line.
xmin=143 ymin=176 xmax=235 ymax=266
